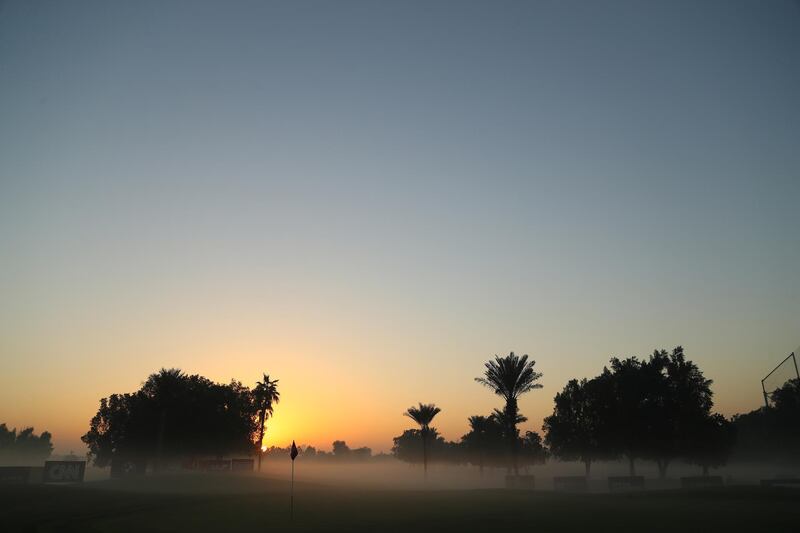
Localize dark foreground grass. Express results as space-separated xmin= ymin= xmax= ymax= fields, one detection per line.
xmin=1 ymin=475 xmax=799 ymax=533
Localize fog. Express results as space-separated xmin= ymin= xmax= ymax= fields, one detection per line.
xmin=78 ymin=458 xmax=800 ymax=494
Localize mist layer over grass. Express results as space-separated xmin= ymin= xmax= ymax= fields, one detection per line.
xmin=3 ymin=472 xmax=800 ymax=533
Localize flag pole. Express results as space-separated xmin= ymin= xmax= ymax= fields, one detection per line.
xmin=290 ymin=440 xmax=298 ymax=522
xmin=291 ymin=459 xmax=294 ymax=521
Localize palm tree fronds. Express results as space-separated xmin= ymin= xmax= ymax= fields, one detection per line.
xmin=404 ymin=403 xmax=441 ymax=428
xmin=475 ymin=352 xmax=543 ymax=401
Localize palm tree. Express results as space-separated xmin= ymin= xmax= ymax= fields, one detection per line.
xmin=476 ymin=352 xmax=542 ymax=473
xmin=253 ymin=374 xmax=280 ymax=472
xmin=404 ymin=403 xmax=441 ymax=478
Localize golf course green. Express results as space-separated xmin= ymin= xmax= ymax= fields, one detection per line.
xmin=2 ymin=474 xmax=799 ymax=532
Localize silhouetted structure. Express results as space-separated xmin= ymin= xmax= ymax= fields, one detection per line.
xmin=254 ymin=374 xmax=280 ymax=472
xmin=82 ymin=368 xmax=268 ymax=472
xmin=476 ymin=352 xmax=543 ymax=474
xmin=403 ymin=403 xmax=441 ymax=478
xmin=544 ymin=347 xmax=735 ymax=478
xmin=732 ymin=378 xmax=800 ymax=465
xmin=543 ymin=378 xmax=615 ymax=475
xmin=0 ymin=424 xmax=53 ymax=466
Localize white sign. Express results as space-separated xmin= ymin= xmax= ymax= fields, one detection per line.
xmin=43 ymin=461 xmax=86 ymax=483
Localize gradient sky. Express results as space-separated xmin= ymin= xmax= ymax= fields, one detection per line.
xmin=1 ymin=0 xmax=799 ymax=454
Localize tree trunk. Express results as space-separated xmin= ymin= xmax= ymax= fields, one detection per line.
xmin=155 ymin=409 xmax=166 ymax=473
xmin=702 ymin=464 xmax=709 ymax=477
xmin=257 ymin=408 xmax=266 ymax=472
xmin=422 ymin=428 xmax=428 ymax=479
xmin=506 ymin=398 xmax=520 ymax=475
xmin=584 ymin=460 xmax=591 ymax=477
xmin=628 ymin=456 xmax=636 ymax=477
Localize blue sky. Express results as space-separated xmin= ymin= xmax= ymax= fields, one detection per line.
xmin=1 ymin=0 xmax=799 ymax=452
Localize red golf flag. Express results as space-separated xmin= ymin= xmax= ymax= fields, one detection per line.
xmin=290 ymin=440 xmax=298 ymax=461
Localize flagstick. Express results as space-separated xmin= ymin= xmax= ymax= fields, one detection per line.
xmin=289 ymin=440 xmax=298 ymax=523
xmin=290 ymin=459 xmax=294 ymax=522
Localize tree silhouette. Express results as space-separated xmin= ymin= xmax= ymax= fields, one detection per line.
xmin=332 ymin=440 xmax=351 ymax=458
xmin=543 ymin=377 xmax=615 ymax=476
xmin=461 ymin=415 xmax=504 ymax=475
xmin=393 ymin=428 xmax=448 ymax=465
xmin=254 ymin=374 xmax=280 ymax=472
xmin=142 ymin=368 xmax=186 ymax=471
xmin=732 ymin=378 xmax=800 ymax=464
xmin=83 ymin=369 xmax=261 ymax=472
xmin=519 ymin=430 xmax=548 ymax=470
xmin=476 ymin=352 xmax=542 ymax=473
xmin=544 ymin=347 xmax=730 ymax=478
xmin=404 ymin=403 xmax=441 ymax=477
xmin=0 ymin=424 xmax=53 ymax=466
xmin=685 ymin=413 xmax=736 ymax=476
xmin=603 ymin=348 xmax=717 ymax=478
xmin=605 ymin=357 xmax=650 ymax=476
xmin=647 ymin=347 xmax=713 ymax=478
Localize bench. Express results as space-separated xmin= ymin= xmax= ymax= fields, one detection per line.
xmin=608 ymin=475 xmax=645 ymax=492
xmin=553 ymin=475 xmax=588 ymax=492
xmin=760 ymin=478 xmax=800 ymax=488
xmin=680 ymin=476 xmax=723 ymax=489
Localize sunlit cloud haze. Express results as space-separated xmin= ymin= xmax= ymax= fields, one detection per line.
xmin=1 ymin=0 xmax=799 ymax=454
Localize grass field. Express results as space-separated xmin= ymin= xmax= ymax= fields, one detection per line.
xmin=2 ymin=474 xmax=799 ymax=532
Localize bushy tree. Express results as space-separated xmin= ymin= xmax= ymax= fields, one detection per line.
xmin=460 ymin=415 xmax=505 ymax=474
xmin=0 ymin=424 xmax=53 ymax=465
xmin=732 ymin=378 xmax=800 ymax=464
xmin=543 ymin=377 xmax=615 ymax=475
xmin=392 ymin=427 xmax=448 ymax=464
xmin=519 ymin=430 xmax=548 ymax=470
xmin=332 ymin=440 xmax=351 ymax=458
xmin=603 ymin=347 xmax=718 ymax=477
xmin=82 ymin=368 xmax=262 ymax=471
xmin=545 ymin=347 xmax=732 ymax=478
xmin=351 ymin=446 xmax=373 ymax=461
xmin=647 ymin=347 xmax=713 ymax=478
xmin=684 ymin=413 xmax=736 ymax=476
xmin=604 ymin=357 xmax=651 ymax=476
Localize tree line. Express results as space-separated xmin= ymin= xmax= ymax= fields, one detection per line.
xmin=731 ymin=378 xmax=800 ymax=464
xmin=82 ymin=369 xmax=280 ymax=473
xmin=75 ymin=349 xmax=799 ymax=475
xmin=0 ymin=424 xmax=53 ymax=465
xmin=263 ymin=440 xmax=378 ymax=462
xmin=391 ymin=348 xmax=794 ymax=477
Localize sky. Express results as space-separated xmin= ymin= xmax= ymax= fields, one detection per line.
xmin=1 ymin=0 xmax=799 ymax=455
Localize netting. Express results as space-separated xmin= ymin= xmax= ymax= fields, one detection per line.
xmin=762 ymin=348 xmax=800 ymax=407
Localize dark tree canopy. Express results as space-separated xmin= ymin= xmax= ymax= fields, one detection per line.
xmin=0 ymin=424 xmax=53 ymax=465
xmin=392 ymin=413 xmax=547 ymax=472
xmin=645 ymin=347 xmax=714 ymax=477
xmin=476 ymin=352 xmax=543 ymax=473
xmin=392 ymin=428 xmax=448 ymax=465
xmin=733 ymin=378 xmax=800 ymax=464
xmin=543 ymin=346 xmax=732 ymax=477
xmin=460 ymin=415 xmax=506 ymax=471
xmin=543 ymin=377 xmax=615 ymax=475
xmin=404 ymin=404 xmax=441 ymax=434
xmin=519 ymin=430 xmax=548 ymax=468
xmin=82 ymin=368 xmax=262 ymax=470
xmin=684 ymin=413 xmax=736 ymax=475
xmin=403 ymin=403 xmax=442 ymax=475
